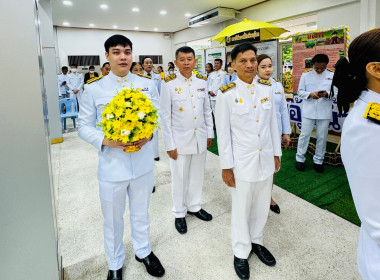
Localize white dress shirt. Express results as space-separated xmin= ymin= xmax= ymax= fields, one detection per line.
xmin=207 ymin=69 xmax=226 ymax=100
xmin=57 ymin=73 xmax=70 ymax=97
xmin=270 ymin=77 xmax=291 ymax=135
xmin=144 ymin=70 xmax=161 ymax=94
xmin=67 ymin=72 xmax=84 ymax=97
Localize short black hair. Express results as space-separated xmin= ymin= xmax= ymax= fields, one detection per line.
xmin=175 ymin=46 xmax=195 ymax=59
xmin=312 ymin=54 xmax=329 ymax=64
xmin=70 ymin=63 xmax=78 ymax=67
xmin=214 ymin=58 xmax=223 ymax=64
xmin=131 ymin=62 xmax=142 ymax=70
xmin=168 ymin=66 xmax=175 ymax=71
xmin=102 ymin=62 xmax=110 ymax=68
xmin=158 ymin=66 xmax=163 ymax=71
xmin=231 ymin=43 xmax=257 ymax=61
xmin=104 ymin=34 xmax=133 ymax=53
xmin=168 ymin=62 xmax=174 ymax=67
xmin=142 ymin=57 xmax=153 ymax=64
xmin=89 ymin=65 xmax=95 ymax=70
xmin=61 ymin=66 xmax=68 ymax=71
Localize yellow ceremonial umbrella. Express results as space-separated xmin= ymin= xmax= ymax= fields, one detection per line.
xmin=211 ymin=18 xmax=288 ymax=43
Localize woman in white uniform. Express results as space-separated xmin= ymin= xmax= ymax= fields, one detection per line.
xmin=335 ymin=28 xmax=380 ymax=280
xmin=257 ymin=54 xmax=291 ymax=214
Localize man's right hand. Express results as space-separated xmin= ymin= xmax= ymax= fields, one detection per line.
xmin=73 ymin=89 xmax=79 ymax=94
xmin=102 ymin=138 xmax=134 ymax=149
xmin=208 ymin=91 xmax=216 ymax=97
xmin=309 ymin=92 xmax=320 ymax=99
xmin=167 ymin=149 xmax=178 ymax=160
xmin=61 ymin=81 xmax=66 ymax=85
xmin=222 ymin=169 xmax=236 ymax=188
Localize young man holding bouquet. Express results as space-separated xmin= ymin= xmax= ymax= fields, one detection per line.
xmin=160 ymin=46 xmax=214 ymax=234
xmin=78 ymin=34 xmax=164 ymax=280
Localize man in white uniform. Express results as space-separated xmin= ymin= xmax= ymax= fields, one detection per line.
xmin=78 ymin=35 xmax=165 ymax=280
xmin=296 ymin=54 xmax=336 ymax=173
xmin=215 ymin=43 xmax=281 ymax=280
xmin=208 ymin=58 xmax=226 ymax=114
xmin=67 ymin=63 xmax=84 ymax=100
xmin=143 ymin=57 xmax=161 ymax=161
xmin=160 ymin=46 xmax=214 ymax=234
xmin=57 ymin=66 xmax=70 ymax=99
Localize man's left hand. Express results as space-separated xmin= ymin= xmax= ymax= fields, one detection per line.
xmin=133 ymin=134 xmax=153 ymax=149
xmin=207 ymin=138 xmax=213 ymax=148
xmin=274 ymin=156 xmax=281 ymax=172
xmin=73 ymin=89 xmax=79 ymax=94
xmin=282 ymin=134 xmax=291 ymax=148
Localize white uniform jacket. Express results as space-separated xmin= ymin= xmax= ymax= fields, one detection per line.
xmin=144 ymin=71 xmax=161 ymax=94
xmin=68 ymin=72 xmax=84 ymax=96
xmin=270 ymin=77 xmax=291 ymax=135
xmin=78 ymin=71 xmax=159 ymax=182
xmin=341 ymin=89 xmax=380 ymax=280
xmin=57 ymin=73 xmax=70 ymax=97
xmin=160 ymin=72 xmax=214 ymax=155
xmin=215 ymin=77 xmax=282 ymax=182
xmin=207 ymin=69 xmax=226 ymax=100
xmin=298 ymin=69 xmax=336 ymax=120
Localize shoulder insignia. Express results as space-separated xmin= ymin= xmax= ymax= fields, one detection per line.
xmin=364 ymin=102 xmax=380 ymax=124
xmin=192 ymin=69 xmax=199 ymax=75
xmin=164 ymin=74 xmax=177 ymax=83
xmin=196 ymin=74 xmax=207 ymax=81
xmin=220 ymin=82 xmax=236 ymax=93
xmin=274 ymin=78 xmax=281 ymax=82
xmin=327 ymin=68 xmax=335 ymax=72
xmin=137 ymin=73 xmax=151 ymax=79
xmin=304 ymin=68 xmax=312 ymax=73
xmin=257 ymin=79 xmax=272 ymax=86
xmin=86 ymin=75 xmax=103 ymax=84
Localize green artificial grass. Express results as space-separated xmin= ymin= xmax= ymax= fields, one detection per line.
xmin=208 ymin=132 xmax=361 ymax=226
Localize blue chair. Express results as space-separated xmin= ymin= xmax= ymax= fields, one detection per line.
xmin=60 ymin=98 xmax=78 ymax=130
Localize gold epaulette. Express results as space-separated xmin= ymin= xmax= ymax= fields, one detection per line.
xmin=257 ymin=79 xmax=272 ymax=86
xmin=220 ymin=82 xmax=236 ymax=93
xmin=364 ymin=102 xmax=380 ymax=124
xmin=196 ymin=74 xmax=207 ymax=81
xmin=327 ymin=68 xmax=335 ymax=72
xmin=86 ymin=75 xmax=103 ymax=84
xmin=304 ymin=68 xmax=312 ymax=73
xmin=137 ymin=73 xmax=151 ymax=79
xmin=192 ymin=69 xmax=199 ymax=75
xmin=164 ymin=74 xmax=177 ymax=83
xmin=274 ymin=78 xmax=281 ymax=82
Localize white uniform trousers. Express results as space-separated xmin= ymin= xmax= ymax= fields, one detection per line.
xmin=296 ymin=118 xmax=330 ymax=164
xmin=210 ymin=100 xmax=216 ymax=115
xmin=231 ymin=176 xmax=272 ymax=259
xmin=99 ymin=171 xmax=154 ymax=270
xmin=358 ymin=227 xmax=380 ymax=280
xmin=152 ymin=130 xmax=159 ymax=159
xmin=170 ymin=151 xmax=206 ymax=218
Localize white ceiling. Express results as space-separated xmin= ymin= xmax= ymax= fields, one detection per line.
xmin=52 ymin=0 xmax=266 ymax=33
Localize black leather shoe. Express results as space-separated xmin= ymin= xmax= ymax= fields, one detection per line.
xmin=135 ymin=252 xmax=165 ymax=277
xmin=175 ymin=217 xmax=187 ymax=234
xmin=152 ymin=186 xmax=156 ymax=193
xmin=313 ymin=163 xmax=324 ymax=173
xmin=154 ymin=157 xmax=160 ymax=161
xmin=107 ymin=268 xmax=122 ymax=280
xmin=296 ymin=161 xmax=306 ymax=171
xmin=270 ymin=204 xmax=280 ymax=214
xmin=233 ymin=256 xmax=250 ymax=279
xmin=187 ymin=209 xmax=212 ymax=221
xmin=251 ymin=243 xmax=276 ymax=266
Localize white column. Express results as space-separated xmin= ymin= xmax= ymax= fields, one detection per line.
xmin=0 ymin=0 xmax=60 ymax=279
xmin=38 ymin=0 xmax=63 ymax=143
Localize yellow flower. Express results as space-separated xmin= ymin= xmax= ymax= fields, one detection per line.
xmin=179 ymin=107 xmax=183 ymax=111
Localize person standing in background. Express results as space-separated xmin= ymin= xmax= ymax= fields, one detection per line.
xmin=131 ymin=62 xmax=144 ymax=74
xmin=68 ymin=63 xmax=84 ymax=99
xmin=205 ymin=63 xmax=214 ymax=78
xmin=256 ymin=54 xmax=291 ymax=214
xmin=101 ymin=62 xmax=111 ymax=77
xmin=208 ymin=58 xmax=226 ymax=114
xmin=337 ymin=28 xmax=380 ymax=280
xmin=58 ymin=66 xmax=70 ymax=99
xmin=160 ymin=46 xmax=214 ymax=235
xmin=157 ymin=66 xmax=165 ymax=80
xmin=84 ymin=65 xmax=99 ymax=83
xmin=223 ymin=62 xmax=237 ymax=86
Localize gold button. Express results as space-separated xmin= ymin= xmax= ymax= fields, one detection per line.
xmin=247 ymin=85 xmax=250 ymax=88
xmin=258 ymin=134 xmax=260 ymax=137
xmin=194 ymin=117 xmax=197 ymax=119
xmin=193 ymin=106 xmax=195 ymax=108
xmin=188 ymin=84 xmax=191 ymax=86
xmin=122 ymin=84 xmax=125 ymax=87
xmin=190 ymin=79 xmax=192 ymax=81
xmin=191 ymin=94 xmax=194 ymax=97
xmin=185 ymin=79 xmax=187 ymax=82
xmin=116 ymin=79 xmax=120 ymax=82
xmin=256 ymin=119 xmax=259 ymax=122
xmin=254 ymin=105 xmax=257 ymax=108
xmin=123 ymin=78 xmax=127 ymax=82
xmin=195 ymin=128 xmax=197 ymax=130
xmin=251 ymin=91 xmax=254 ymax=95
xmin=259 ymin=148 xmax=262 ymax=151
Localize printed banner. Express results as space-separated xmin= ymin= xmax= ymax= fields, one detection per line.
xmin=195 ymin=49 xmax=205 ymax=74
xmin=205 ymin=47 xmax=226 ymax=66
xmin=226 ymin=29 xmax=261 ymax=46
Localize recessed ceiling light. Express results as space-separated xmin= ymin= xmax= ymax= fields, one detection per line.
xmin=100 ymin=3 xmax=108 ymax=9
xmin=132 ymin=7 xmax=139 ymax=12
xmin=160 ymin=10 xmax=167 ymax=15
xmin=185 ymin=13 xmax=191 ymax=18
xmin=89 ymin=23 xmax=95 ymax=27
xmin=134 ymin=26 xmax=139 ymax=30
xmin=153 ymin=28 xmax=158 ymax=31
xmin=63 ymin=0 xmax=73 ymax=6
xmin=112 ymin=25 xmax=118 ymax=29
xmin=62 ymin=21 xmax=70 ymax=26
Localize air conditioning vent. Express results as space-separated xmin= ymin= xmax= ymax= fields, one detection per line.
xmin=188 ymin=7 xmax=235 ymax=28
xmin=68 ymin=55 xmax=100 ymax=66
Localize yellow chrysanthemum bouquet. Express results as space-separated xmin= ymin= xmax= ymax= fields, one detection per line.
xmin=97 ymin=88 xmax=159 ymax=153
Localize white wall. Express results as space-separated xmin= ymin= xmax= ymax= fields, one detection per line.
xmin=0 ymin=0 xmax=59 ymax=279
xmin=56 ymin=27 xmax=173 ymax=71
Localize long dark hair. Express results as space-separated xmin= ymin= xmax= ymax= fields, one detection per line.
xmin=334 ymin=28 xmax=380 ymax=115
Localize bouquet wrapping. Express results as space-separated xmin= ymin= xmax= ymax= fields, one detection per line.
xmin=97 ymin=88 xmax=159 ymax=153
